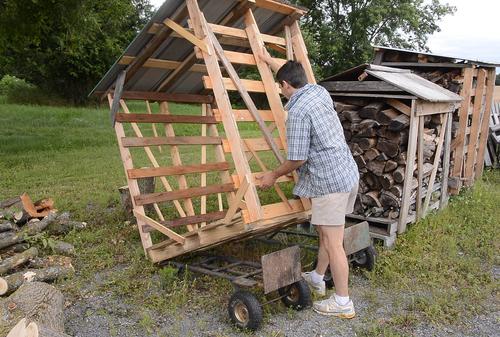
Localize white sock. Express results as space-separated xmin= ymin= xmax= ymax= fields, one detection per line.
xmin=334 ymin=294 xmax=350 ymax=306
xmin=311 ymin=270 xmax=324 ymax=284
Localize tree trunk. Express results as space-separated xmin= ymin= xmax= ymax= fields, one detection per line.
xmin=0 ymin=282 xmax=67 ymax=336
xmin=0 ymin=247 xmax=39 ymax=276
xmin=0 ymin=265 xmax=74 ymax=296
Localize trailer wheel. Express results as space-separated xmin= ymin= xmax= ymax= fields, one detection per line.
xmin=228 ymin=290 xmax=262 ymax=330
xmin=352 ymin=246 xmax=376 ymax=271
xmin=278 ymin=280 xmax=312 ymax=310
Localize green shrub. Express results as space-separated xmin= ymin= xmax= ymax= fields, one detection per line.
xmin=0 ymin=75 xmax=64 ymax=105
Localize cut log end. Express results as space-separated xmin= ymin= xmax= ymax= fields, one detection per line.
xmin=0 ymin=277 xmax=7 ymax=295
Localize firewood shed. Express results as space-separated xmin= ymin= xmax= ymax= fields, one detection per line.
xmin=372 ymin=45 xmax=499 ymax=194
xmin=320 ymin=64 xmax=463 ymax=241
xmin=90 ymin=0 xmax=317 ymax=263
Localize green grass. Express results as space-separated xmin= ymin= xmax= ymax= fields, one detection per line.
xmin=1 ymin=100 xmax=499 ymax=335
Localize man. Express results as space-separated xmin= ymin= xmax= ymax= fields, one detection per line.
xmin=257 ymin=50 xmax=359 ymax=318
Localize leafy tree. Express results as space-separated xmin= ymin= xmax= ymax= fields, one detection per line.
xmin=0 ymin=0 xmax=153 ymax=104
xmin=292 ymin=0 xmax=456 ymax=78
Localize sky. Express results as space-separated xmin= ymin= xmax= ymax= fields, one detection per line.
xmin=150 ymin=0 xmax=500 ymax=66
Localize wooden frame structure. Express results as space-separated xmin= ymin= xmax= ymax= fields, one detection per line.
xmin=320 ymin=64 xmax=462 ymax=234
xmin=92 ymin=0 xmax=314 ymax=262
xmin=372 ymin=46 xmax=498 ymax=195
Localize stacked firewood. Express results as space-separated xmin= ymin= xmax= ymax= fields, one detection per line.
xmin=0 ymin=194 xmax=85 ymax=297
xmin=336 ymin=100 xmax=443 ymax=219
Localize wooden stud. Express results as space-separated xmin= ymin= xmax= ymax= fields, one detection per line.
xmin=449 ymin=67 xmax=474 ymax=193
xmin=134 ymin=211 xmax=185 ymax=244
xmin=423 ymin=114 xmax=448 ymax=215
xmin=187 ymin=0 xmax=263 ymax=222
xmin=121 ymin=136 xmax=222 ymax=147
xmin=398 ymin=100 xmax=418 ymax=233
xmin=288 ymin=20 xmax=316 ymax=84
xmin=475 ymin=68 xmax=497 ymax=179
xmin=135 ymin=183 xmax=235 ymax=206
xmin=115 ymin=112 xmax=217 ymax=124
xmin=145 ymin=100 xmax=162 ymax=153
xmin=107 ymin=95 xmax=152 ymax=254
xmin=385 ymin=98 xmax=411 ymax=116
xmin=464 ymin=69 xmax=487 ymax=185
xmin=103 ymin=91 xmax=213 ymax=104
xmin=440 ymin=111 xmax=453 ymax=208
xmin=213 ymin=108 xmax=275 ymax=122
xmin=119 ymin=55 xmax=207 ymax=73
xmin=164 ymin=18 xmax=209 ymax=54
xmin=127 ymin=162 xmax=230 ymax=179
xmin=223 ymin=137 xmax=284 ymax=153
xmin=110 ymin=71 xmax=126 ymax=126
xmin=416 ymin=115 xmax=424 ymax=219
xmin=200 ymin=104 xmax=208 ymax=226
xmin=223 ymin=175 xmax=250 ymax=224
xmin=203 ymin=75 xmax=272 ymax=93
xmin=284 ymin=25 xmax=294 ymax=61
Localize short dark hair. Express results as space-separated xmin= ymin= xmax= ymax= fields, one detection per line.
xmin=276 ymin=61 xmax=307 ymax=89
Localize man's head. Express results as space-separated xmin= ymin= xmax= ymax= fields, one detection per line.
xmin=276 ymin=61 xmax=308 ymax=99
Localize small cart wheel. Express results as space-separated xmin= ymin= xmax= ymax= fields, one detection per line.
xmin=278 ymin=279 xmax=312 ymax=310
xmin=228 ymin=290 xmax=262 ymax=331
xmin=352 ymin=246 xmax=376 ymax=271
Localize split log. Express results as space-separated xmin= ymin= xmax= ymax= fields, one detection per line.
xmin=363 ymin=173 xmax=382 ymax=190
xmin=384 ymin=160 xmax=398 ymax=172
xmin=344 ymin=110 xmax=362 ymax=123
xmin=358 ymin=179 xmax=369 ymax=194
xmin=353 ymin=155 xmax=366 ymax=169
xmin=393 ymin=166 xmax=406 ymax=183
xmin=376 ymin=127 xmax=403 ymax=143
xmin=376 ymin=152 xmax=389 ymax=161
xmin=0 ymin=265 xmax=74 ymax=296
xmin=414 ymin=162 xmax=434 ymax=178
xmin=388 ymin=210 xmax=399 ymax=219
xmin=389 ymin=185 xmax=403 ymax=198
xmin=380 ymin=191 xmax=400 ymax=209
xmin=348 ymin=142 xmax=363 ymax=156
xmin=0 ymin=282 xmax=69 ymax=336
xmin=0 ymin=221 xmax=17 ymax=233
xmin=362 ymin=148 xmax=380 ymax=162
xmin=28 ymin=256 xmax=73 ymax=269
xmin=359 ymin=102 xmax=385 ymax=119
xmin=388 ymin=114 xmax=410 ymax=132
xmin=0 ymin=213 xmax=57 ymax=250
xmin=0 ymin=277 xmax=6 ymax=296
xmin=375 ymin=108 xmax=400 ymax=125
xmin=334 ymin=102 xmax=359 ymax=113
xmin=0 ymin=247 xmax=39 ymax=276
xmin=366 ymin=160 xmax=385 ymax=176
xmin=356 ymin=138 xmax=377 ymax=150
xmin=395 ymin=152 xmax=407 ymax=165
xmin=361 ymin=191 xmax=382 ymax=207
xmin=51 ymin=241 xmax=75 ymax=256
xmin=357 ymin=119 xmax=379 ymax=137
xmin=381 ymin=174 xmax=394 ymax=190
xmin=377 ymin=139 xmax=400 ymax=157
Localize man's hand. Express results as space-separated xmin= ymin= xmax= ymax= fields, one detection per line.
xmin=257 ymin=171 xmax=277 ymax=190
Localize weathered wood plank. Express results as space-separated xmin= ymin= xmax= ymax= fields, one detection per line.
xmin=121 ymin=136 xmax=222 ymax=147
xmin=127 ymin=162 xmax=230 ymax=179
xmin=115 ymin=113 xmax=218 ymax=124
xmin=321 ymin=81 xmax=402 ymax=92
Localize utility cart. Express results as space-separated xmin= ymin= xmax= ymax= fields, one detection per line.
xmin=169 ymin=246 xmax=310 ymax=331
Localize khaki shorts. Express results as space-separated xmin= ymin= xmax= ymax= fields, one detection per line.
xmin=310 ymin=185 xmax=358 ymax=226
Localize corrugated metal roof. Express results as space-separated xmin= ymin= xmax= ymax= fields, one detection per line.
xmin=321 ymin=64 xmax=462 ymax=103
xmin=91 ymin=0 xmax=303 ymax=96
xmin=373 ymin=45 xmax=500 ymax=68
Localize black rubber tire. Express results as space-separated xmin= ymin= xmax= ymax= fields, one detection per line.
xmin=278 ymin=279 xmax=312 ymax=310
xmin=228 ymin=290 xmax=263 ymax=331
xmin=313 ymin=258 xmax=334 ymax=289
xmin=352 ymin=246 xmax=376 ymax=271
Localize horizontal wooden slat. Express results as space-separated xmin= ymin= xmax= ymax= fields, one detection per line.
xmin=232 ymin=173 xmax=293 ymax=187
xmin=203 ymin=76 xmax=279 ymax=94
xmin=97 ymin=91 xmax=213 ymax=103
xmin=135 ymin=183 xmax=235 ymax=206
xmin=213 ymin=109 xmax=275 ymax=122
xmin=119 ymin=56 xmax=207 ymax=73
xmin=147 ymin=22 xmax=288 ymax=46
xmin=115 ymin=113 xmax=218 ymax=124
xmin=321 ymin=81 xmax=402 ymax=92
xmin=128 ymin=162 xmax=231 ymax=179
xmin=122 ymin=136 xmax=222 ymax=147
xmin=222 ymin=137 xmax=284 ymax=152
xmin=160 ymin=211 xmax=227 ymax=228
xmin=134 ymin=211 xmax=185 ymax=244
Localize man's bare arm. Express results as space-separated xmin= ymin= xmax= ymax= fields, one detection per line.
xmin=257 ymin=159 xmax=306 ymax=189
xmin=259 ymin=48 xmax=282 ymax=74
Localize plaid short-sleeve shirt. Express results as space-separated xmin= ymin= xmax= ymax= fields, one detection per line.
xmin=285 ymin=84 xmax=359 ymax=198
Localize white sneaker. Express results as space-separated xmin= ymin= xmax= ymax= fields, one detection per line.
xmin=301 ymin=271 xmax=326 ymax=296
xmin=313 ymin=296 xmax=355 ymax=318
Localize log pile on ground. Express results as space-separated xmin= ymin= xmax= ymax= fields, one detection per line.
xmin=1 ymin=282 xmax=72 ymax=336
xmin=336 ymin=99 xmax=443 ymax=219
xmin=0 ymin=194 xmax=84 ymax=297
